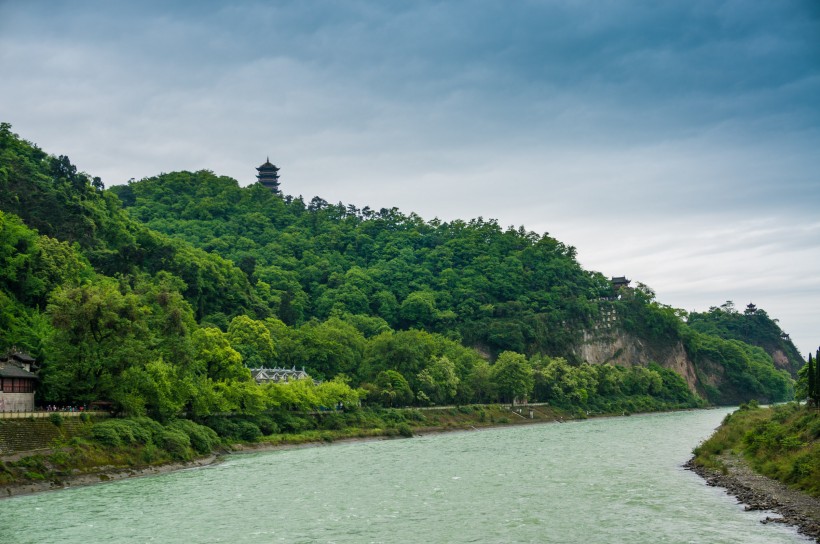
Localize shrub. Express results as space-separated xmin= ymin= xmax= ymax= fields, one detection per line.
xmin=276 ymin=413 xmax=314 ymax=433
xmin=91 ymin=418 xmax=159 ymax=448
xmin=235 ymin=421 xmax=262 ymax=442
xmin=397 ymin=423 xmax=413 ymax=437
xmin=201 ymin=416 xmax=239 ymax=439
xmin=160 ymin=428 xmax=192 ymax=460
xmin=169 ymin=419 xmax=220 ymax=454
xmin=49 ymin=413 xmax=63 ymax=427
xmin=320 ymin=413 xmax=345 ymax=431
xmin=253 ymin=415 xmax=279 ymax=436
xmin=91 ymin=422 xmax=124 ymax=447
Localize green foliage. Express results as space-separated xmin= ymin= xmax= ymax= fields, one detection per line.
xmin=0 ymin=124 xmax=795 ymax=438
xmin=91 ymin=419 xmax=156 ymax=448
xmin=160 ymin=428 xmax=192 ymax=460
xmin=168 ymin=419 xmax=220 ymax=454
xmin=688 ymin=302 xmax=804 ymax=376
xmin=491 ymin=351 xmax=534 ymax=403
xmin=694 ymin=404 xmax=820 ymax=497
xmin=370 ymin=370 xmax=414 ymax=407
xmin=684 ymin=329 xmax=793 ymax=404
xmin=227 ymin=315 xmax=275 ymax=368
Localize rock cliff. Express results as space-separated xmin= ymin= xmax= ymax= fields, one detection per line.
xmin=575 ymin=329 xmax=702 ymax=394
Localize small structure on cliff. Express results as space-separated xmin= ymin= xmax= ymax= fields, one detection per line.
xmin=0 ymin=350 xmax=38 ymax=412
xmin=256 ymin=158 xmax=281 ymax=194
xmin=611 ymin=276 xmax=631 ymax=290
xmin=250 ymin=366 xmax=309 ymax=384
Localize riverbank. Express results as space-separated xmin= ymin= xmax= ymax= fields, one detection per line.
xmin=686 ymin=402 xmax=820 ymax=542
xmin=0 ymin=403 xmax=697 ymax=500
xmin=0 ymin=404 xmax=560 ymax=499
xmin=686 ymin=454 xmax=820 ymax=542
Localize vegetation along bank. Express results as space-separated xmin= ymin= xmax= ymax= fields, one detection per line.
xmin=0 ymin=124 xmax=814 ymax=506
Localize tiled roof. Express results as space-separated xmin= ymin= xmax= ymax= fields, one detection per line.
xmin=0 ymin=362 xmax=37 ymax=379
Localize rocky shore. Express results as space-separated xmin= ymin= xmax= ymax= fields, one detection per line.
xmin=685 ymin=455 xmax=820 ymax=542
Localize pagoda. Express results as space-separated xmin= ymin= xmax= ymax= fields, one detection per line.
xmin=611 ymin=276 xmax=631 ymax=290
xmin=256 ymin=158 xmax=281 ymax=194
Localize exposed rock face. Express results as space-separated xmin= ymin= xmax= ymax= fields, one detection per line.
xmin=771 ymin=349 xmax=791 ymax=373
xmin=575 ymin=329 xmax=701 ymax=394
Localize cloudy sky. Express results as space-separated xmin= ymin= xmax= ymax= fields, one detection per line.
xmin=2 ymin=1 xmax=819 ymax=356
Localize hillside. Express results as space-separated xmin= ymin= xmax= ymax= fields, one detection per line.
xmin=109 ymin=167 xmax=796 ymax=405
xmin=0 ymin=123 xmax=797 ymax=421
xmin=688 ymin=302 xmax=804 ymax=376
xmin=692 ymin=402 xmax=820 ymax=497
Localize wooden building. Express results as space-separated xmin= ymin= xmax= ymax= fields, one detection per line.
xmin=256 ymin=158 xmax=281 ymax=194
xmin=0 ymin=351 xmax=38 ymax=412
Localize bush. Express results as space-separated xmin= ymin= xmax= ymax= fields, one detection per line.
xmin=91 ymin=418 xmax=162 ymax=448
xmin=201 ymin=416 xmax=239 ymax=439
xmin=49 ymin=413 xmax=63 ymax=427
xmin=91 ymin=422 xmax=124 ymax=447
xmin=160 ymin=428 xmax=192 ymax=460
xmin=253 ymin=415 xmax=279 ymax=436
xmin=397 ymin=423 xmax=413 ymax=437
xmin=320 ymin=413 xmax=345 ymax=431
xmin=276 ymin=413 xmax=315 ymax=433
xmin=235 ymin=421 xmax=262 ymax=442
xmin=169 ymin=419 xmax=220 ymax=454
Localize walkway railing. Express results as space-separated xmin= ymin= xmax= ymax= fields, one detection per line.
xmin=0 ymin=410 xmax=109 ymax=420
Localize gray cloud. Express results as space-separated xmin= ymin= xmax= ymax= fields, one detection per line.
xmin=1 ymin=0 xmax=818 ymax=354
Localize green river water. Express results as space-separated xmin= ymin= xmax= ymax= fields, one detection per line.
xmin=0 ymin=408 xmax=812 ymax=543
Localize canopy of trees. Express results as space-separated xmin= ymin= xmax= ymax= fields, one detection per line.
xmin=0 ymin=123 xmax=797 ymax=425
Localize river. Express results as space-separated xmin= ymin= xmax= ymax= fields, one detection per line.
xmin=0 ymin=408 xmax=811 ymax=543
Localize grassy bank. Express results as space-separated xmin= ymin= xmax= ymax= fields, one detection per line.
xmin=1 ymin=400 xmax=699 ymax=495
xmin=692 ymin=402 xmax=820 ymax=497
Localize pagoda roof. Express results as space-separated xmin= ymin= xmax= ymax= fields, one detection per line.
xmin=0 ymin=361 xmax=37 ymax=379
xmin=256 ymin=157 xmax=279 ymax=171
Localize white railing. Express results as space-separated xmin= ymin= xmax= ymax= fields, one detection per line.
xmin=0 ymin=410 xmax=108 ymax=419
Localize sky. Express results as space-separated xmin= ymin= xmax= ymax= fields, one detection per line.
xmin=1 ymin=1 xmax=819 ymax=356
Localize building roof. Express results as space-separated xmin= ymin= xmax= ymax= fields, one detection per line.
xmin=0 ymin=361 xmax=37 ymax=379
xmin=10 ymin=352 xmax=35 ymax=363
xmin=251 ymin=366 xmax=309 ymax=383
xmin=256 ymin=158 xmax=280 ymax=172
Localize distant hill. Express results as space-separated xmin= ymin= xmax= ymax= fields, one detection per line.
xmin=0 ymin=122 xmax=796 ymax=418
xmin=688 ymin=302 xmax=804 ymax=376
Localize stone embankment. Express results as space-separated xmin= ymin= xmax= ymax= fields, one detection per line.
xmin=685 ymin=454 xmax=820 ymax=543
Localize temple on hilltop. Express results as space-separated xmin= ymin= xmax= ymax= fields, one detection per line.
xmin=611 ymin=276 xmax=631 ymax=290
xmin=256 ymin=158 xmax=281 ymax=194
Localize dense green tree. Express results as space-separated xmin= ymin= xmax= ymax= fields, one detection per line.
xmin=227 ymin=315 xmax=276 ymax=368
xmin=0 ymin=124 xmax=795 ymax=421
xmin=688 ymin=301 xmax=804 ymax=377
xmin=491 ymin=351 xmax=534 ymax=403
xmin=371 ymin=370 xmax=414 ymax=407
xmin=191 ymin=327 xmax=249 ymax=382
xmin=417 ymin=356 xmax=459 ymax=405
xmin=42 ymin=278 xmax=151 ymax=403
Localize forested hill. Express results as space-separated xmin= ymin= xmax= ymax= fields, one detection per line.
xmin=0 ymin=124 xmax=799 ymax=418
xmin=688 ymin=302 xmax=804 ymax=376
xmin=109 ymin=169 xmax=610 ymax=355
